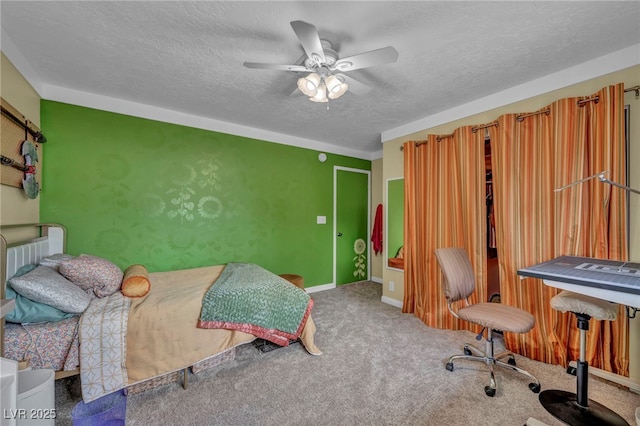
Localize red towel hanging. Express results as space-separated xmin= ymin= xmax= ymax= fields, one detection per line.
xmin=371 ymin=204 xmax=383 ymax=255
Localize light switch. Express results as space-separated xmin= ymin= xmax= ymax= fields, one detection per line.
xmin=317 ymin=216 xmax=326 ymax=224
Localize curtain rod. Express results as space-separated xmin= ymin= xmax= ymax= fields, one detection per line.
xmin=577 ymin=86 xmax=640 ymax=107
xmin=427 ymin=123 xmax=499 ymax=141
xmin=517 ymin=109 xmax=550 ymax=122
xmin=625 ymin=85 xmax=640 ymax=97
xmin=577 ymin=96 xmax=599 ymax=107
xmin=399 ymin=123 xmax=498 ymax=149
xmin=472 ymin=122 xmax=498 ymax=133
xmin=400 ymin=141 xmax=428 ymax=151
xmin=399 ymin=85 xmax=640 ymax=151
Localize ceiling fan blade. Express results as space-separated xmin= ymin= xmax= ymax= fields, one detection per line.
xmin=243 ymin=62 xmax=309 ymax=72
xmin=290 ymin=20 xmax=326 ymax=65
xmin=336 ymin=74 xmax=371 ymax=96
xmin=333 ymin=46 xmax=399 ymax=72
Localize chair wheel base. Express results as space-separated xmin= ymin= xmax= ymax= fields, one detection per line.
xmin=529 ymin=383 xmax=541 ymax=393
xmin=508 ymin=356 xmax=516 ymax=366
xmin=566 ymin=365 xmax=577 ymax=376
xmin=445 ymin=362 xmax=454 ymax=371
xmin=484 ymin=386 xmax=496 ymax=397
xmin=464 ymin=347 xmax=472 ymax=356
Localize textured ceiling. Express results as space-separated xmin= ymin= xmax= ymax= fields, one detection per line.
xmin=1 ymin=1 xmax=639 ymax=157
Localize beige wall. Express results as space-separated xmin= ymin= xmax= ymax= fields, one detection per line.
xmin=381 ymin=65 xmax=640 ymax=382
xmin=381 ymin=144 xmax=404 ymax=304
xmin=370 ymin=158 xmax=383 ymax=281
xmin=0 ymin=52 xmax=40 ymax=226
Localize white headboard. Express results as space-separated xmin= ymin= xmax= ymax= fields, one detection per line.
xmin=5 ymin=226 xmax=65 ymax=280
xmin=1 ymin=223 xmax=66 ymax=355
xmin=2 ymin=223 xmax=66 ymax=286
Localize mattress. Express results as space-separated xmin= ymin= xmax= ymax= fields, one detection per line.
xmin=4 ymin=317 xmax=80 ymax=372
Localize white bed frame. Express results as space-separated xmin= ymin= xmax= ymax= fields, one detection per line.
xmin=2 ymin=224 xmax=66 ymax=284
xmin=1 ymin=224 xmax=240 ymax=389
xmin=0 ymin=224 xmax=192 ymax=386
xmin=1 ymin=223 xmax=68 ymax=374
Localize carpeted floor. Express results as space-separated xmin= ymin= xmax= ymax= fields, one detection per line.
xmin=54 ymin=281 xmax=639 ymax=425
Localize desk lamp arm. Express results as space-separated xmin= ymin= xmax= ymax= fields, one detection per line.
xmin=556 ymin=171 xmax=640 ymax=318
xmin=554 ymin=170 xmax=640 ymax=195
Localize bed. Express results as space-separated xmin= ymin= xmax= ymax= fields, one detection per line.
xmin=1 ymin=223 xmax=321 ymax=402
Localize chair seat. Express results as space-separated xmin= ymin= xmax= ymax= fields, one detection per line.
xmin=459 ymin=303 xmax=535 ymax=333
xmin=550 ymin=290 xmax=617 ymax=321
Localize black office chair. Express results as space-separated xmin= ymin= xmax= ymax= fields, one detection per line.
xmin=435 ymin=247 xmax=541 ymax=397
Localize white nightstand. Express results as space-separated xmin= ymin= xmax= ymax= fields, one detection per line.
xmin=1 ymin=298 xmax=18 ymax=426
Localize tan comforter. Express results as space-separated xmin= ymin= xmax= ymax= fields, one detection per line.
xmin=126 ymin=265 xmax=320 ymax=383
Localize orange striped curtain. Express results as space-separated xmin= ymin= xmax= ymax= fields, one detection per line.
xmin=403 ymin=127 xmax=487 ymax=330
xmin=488 ymin=110 xmax=559 ymax=362
xmin=490 ymin=83 xmax=628 ymax=374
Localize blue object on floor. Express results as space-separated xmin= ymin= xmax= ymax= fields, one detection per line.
xmin=71 ymin=390 xmax=126 ymax=425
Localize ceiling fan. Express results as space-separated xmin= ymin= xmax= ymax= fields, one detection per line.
xmin=243 ymin=20 xmax=399 ymax=103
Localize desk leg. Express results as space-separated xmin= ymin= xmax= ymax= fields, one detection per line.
xmin=539 ymin=319 xmax=629 ymax=426
xmin=539 ymin=389 xmax=629 ymax=426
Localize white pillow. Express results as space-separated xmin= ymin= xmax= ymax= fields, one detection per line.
xmin=9 ymin=265 xmax=91 ymax=314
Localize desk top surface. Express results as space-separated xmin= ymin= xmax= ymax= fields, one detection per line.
xmin=517 ymin=255 xmax=640 ymax=296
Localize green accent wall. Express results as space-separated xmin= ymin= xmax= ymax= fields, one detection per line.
xmin=39 ymin=101 xmax=370 ymax=287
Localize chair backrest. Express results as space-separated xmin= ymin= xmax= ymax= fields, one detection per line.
xmin=434 ymin=247 xmax=476 ymax=303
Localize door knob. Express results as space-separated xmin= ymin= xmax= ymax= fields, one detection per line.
xmin=337 ymin=232 xmax=343 ymax=237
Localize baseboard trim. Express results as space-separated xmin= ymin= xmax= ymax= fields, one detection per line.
xmin=381 ymin=295 xmax=403 ymax=309
xmin=305 ymin=283 xmax=336 ymax=294
xmin=371 ymin=276 xmax=382 ymax=284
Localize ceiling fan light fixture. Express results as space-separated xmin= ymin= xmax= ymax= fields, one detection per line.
xmin=309 ymin=82 xmax=328 ymax=103
xmin=325 ymin=75 xmax=348 ymax=99
xmin=328 ymin=83 xmax=348 ymax=100
xmin=244 ymin=20 xmax=399 ymax=104
xmin=297 ymin=73 xmax=321 ymax=96
xmin=325 ymin=75 xmax=341 ymax=93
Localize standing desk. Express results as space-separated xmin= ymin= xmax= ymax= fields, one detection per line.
xmin=519 ymin=255 xmax=640 ymax=425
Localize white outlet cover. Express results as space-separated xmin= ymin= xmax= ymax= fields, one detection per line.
xmin=317 ymin=216 xmax=326 ymax=224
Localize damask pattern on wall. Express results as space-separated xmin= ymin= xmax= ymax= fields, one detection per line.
xmin=40 ymin=100 xmax=371 ymax=285
xmin=150 ymin=155 xmax=224 ymax=224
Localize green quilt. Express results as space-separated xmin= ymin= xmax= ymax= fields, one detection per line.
xmin=197 ymin=263 xmax=313 ymax=346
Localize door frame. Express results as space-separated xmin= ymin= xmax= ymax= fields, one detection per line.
xmin=333 ymin=166 xmax=371 ymax=285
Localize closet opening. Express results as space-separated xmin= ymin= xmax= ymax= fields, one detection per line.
xmin=485 ymin=137 xmax=500 ymax=303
